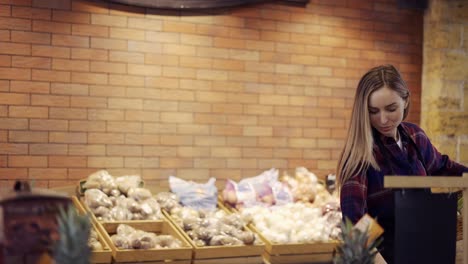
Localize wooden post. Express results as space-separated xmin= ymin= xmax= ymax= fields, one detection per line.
xmin=384 ymin=173 xmax=468 ymax=264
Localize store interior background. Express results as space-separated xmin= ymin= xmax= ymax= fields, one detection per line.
xmin=0 ymin=0 xmax=466 ymax=190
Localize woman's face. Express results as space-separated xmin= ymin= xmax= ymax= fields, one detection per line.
xmin=368 ymin=86 xmax=408 ymax=140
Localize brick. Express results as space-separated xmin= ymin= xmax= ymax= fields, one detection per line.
xmin=0 ymin=67 xmax=31 ymax=80
xmin=29 ymin=168 xmax=68 ymax=179
xmin=0 ymin=168 xmax=28 ymax=179
xmin=107 ymin=145 xmax=142 ymax=156
xmin=31 ymin=94 xmax=69 ymax=107
xmin=108 ymin=98 xmax=143 ymax=110
xmin=50 ymin=131 xmax=86 ymax=143
xmin=52 ymin=34 xmax=89 ymax=48
xmin=0 ymin=30 xmax=9 ymax=41
xmin=32 ymin=0 xmax=70 ymax=10
xmin=197 ymin=47 xmax=230 ymax=59
xmin=226 ymin=158 xmax=257 ymax=169
xmin=91 ymin=37 xmax=127 ymax=50
xmin=0 ymin=80 xmax=8 ymax=93
xmin=128 ymin=17 xmax=161 ymax=29
xmin=162 ymin=66 xmax=196 ymax=79
xmin=0 ymin=17 xmax=31 ymax=30
xmin=128 ymin=40 xmax=163 ymax=54
xmin=71 ymin=72 xmax=107 ymax=84
xmin=272 ymin=127 xmax=302 ymax=138
xmin=213 ymin=59 xmax=244 ymax=71
xmin=33 ymin=20 xmax=71 ymax=34
xmin=9 ymin=80 xmax=48 ymax=94
xmin=143 ymin=146 xmax=177 ymax=157
xmin=143 ymin=123 xmax=177 ymax=134
xmin=196 ymin=69 xmax=228 ymax=81
xmin=32 ymin=69 xmax=70 ymax=82
xmin=109 ymin=74 xmax=144 ymax=87
xmin=88 ymin=132 xmax=124 ymax=144
xmin=12 ymin=56 xmax=51 ymax=69
xmin=0 ymin=117 xmax=28 ymax=130
xmin=90 ymin=85 xmax=126 ymax=97
xmin=0 ymin=4 xmax=9 ymax=16
xmin=175 ymin=124 xmax=208 ymax=136
xmin=88 ymin=109 xmax=123 ymax=120
xmin=90 ymin=61 xmax=126 ymax=74
xmin=124 ymin=133 xmax=160 ymax=145
xmin=9 ymin=155 xmax=47 ymax=167
xmin=9 ymin=130 xmax=47 ymax=143
xmin=196 ymin=24 xmax=229 ymax=37
xmin=145 ymin=31 xmax=179 ymax=44
xmin=124 ymin=110 xmax=158 ymax=122
xmin=158 ymin=112 xmax=192 ymax=123
xmin=51 ymin=58 xmax=89 ymax=72
xmin=32 ymin=45 xmax=70 ymax=58
xmin=88 ymin=157 xmax=123 ymax=168
xmin=53 ymin=10 xmax=89 ymax=23
xmin=9 ymin=106 xmax=48 ymax=118
xmin=12 ymin=6 xmax=51 ymax=20
xmin=107 ymin=121 xmax=141 ymax=133
xmin=162 ymin=43 xmax=196 ymax=56
xmin=110 ymin=27 xmax=144 ymax=40
xmin=243 ymin=126 xmax=273 ymax=136
xmin=227 ymin=114 xmax=257 ymax=125
xmin=91 ymin=14 xmax=126 ymax=27
xmin=110 ymin=51 xmax=143 ymax=64
xmin=30 ymin=119 xmax=68 ymax=131
xmin=211 ymin=147 xmax=242 ymax=158
xmin=70 ymin=96 xmax=107 ymax=109
xmin=260 ymin=52 xmax=290 ymax=64
xmin=11 ymin=31 xmax=50 ymax=44
xmin=71 ymin=24 xmax=108 ymax=39
xmin=145 ymin=77 xmax=178 ymax=89
xmin=0 ymin=105 xmax=6 ymax=116
xmin=69 ymin=144 xmax=105 ymax=156
xmin=0 ymin=42 xmax=31 ymax=55
xmin=0 ymin=143 xmax=28 ymax=154
xmin=159 ymin=135 xmax=192 ymax=146
xmin=70 ymin=120 xmax=105 ymax=132
xmin=70 ymin=48 xmax=106 ymax=61
xmin=51 ymin=83 xmax=87 ymax=96
xmin=160 ymin=157 xmax=193 ymax=168
xmin=127 ymin=64 xmax=161 ymax=76
xmin=49 ymin=156 xmax=87 ymax=168
xmin=124 ymin=157 xmax=159 ymax=168
xmin=0 ymin=92 xmax=30 ymax=104
xmin=177 ymin=57 xmax=210 ymax=69
xmin=50 ymin=107 xmax=87 ymax=120
xmin=193 ymin=158 xmax=225 ymax=169
xmin=212 ymin=103 xmax=243 ymax=115
xmin=256 ymin=137 xmax=286 ymax=147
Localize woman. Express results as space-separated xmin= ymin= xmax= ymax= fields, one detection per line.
xmin=337 ymin=64 xmax=467 ymax=263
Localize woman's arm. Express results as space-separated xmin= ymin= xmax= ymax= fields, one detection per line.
xmin=340 ymin=173 xmax=368 ymax=223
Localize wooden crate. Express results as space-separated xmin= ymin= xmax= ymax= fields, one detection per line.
xmin=75 ymin=195 xmax=166 ymax=233
xmin=96 ymin=219 xmax=192 ymax=263
xmin=163 ymin=210 xmax=265 ymax=264
xmin=71 ymin=196 xmax=113 ymax=264
xmin=220 ymin=199 xmax=337 ymax=264
xmin=250 ymin=224 xmax=338 ymax=264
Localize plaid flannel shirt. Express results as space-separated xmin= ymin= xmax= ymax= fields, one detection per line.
xmin=340 ymin=122 xmax=467 ymax=228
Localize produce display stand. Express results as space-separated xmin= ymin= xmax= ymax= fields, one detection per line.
xmin=384 ymin=173 xmax=468 ymax=264
xmin=73 ymin=195 xmax=193 ymax=264
xmin=252 ymin=225 xmax=337 ymax=264
xmin=163 ymin=207 xmax=265 ymax=264
xmin=71 ymin=196 xmax=113 ymax=264
xmin=220 ymin=200 xmax=338 ymax=264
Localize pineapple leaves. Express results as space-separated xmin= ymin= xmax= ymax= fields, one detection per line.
xmin=53 ymin=205 xmax=92 ymax=264
xmin=333 ymin=217 xmax=383 ymax=264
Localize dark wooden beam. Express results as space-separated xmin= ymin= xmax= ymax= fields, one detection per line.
xmin=105 ymin=0 xmax=309 ymax=9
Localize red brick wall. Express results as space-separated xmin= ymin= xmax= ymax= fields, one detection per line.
xmin=0 ymin=0 xmax=423 ymax=189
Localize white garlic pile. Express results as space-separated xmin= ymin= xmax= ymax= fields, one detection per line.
xmin=241 ymin=203 xmax=340 ymax=244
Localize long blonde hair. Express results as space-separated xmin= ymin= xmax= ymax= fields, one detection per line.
xmin=336 ymin=65 xmax=410 ymax=189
